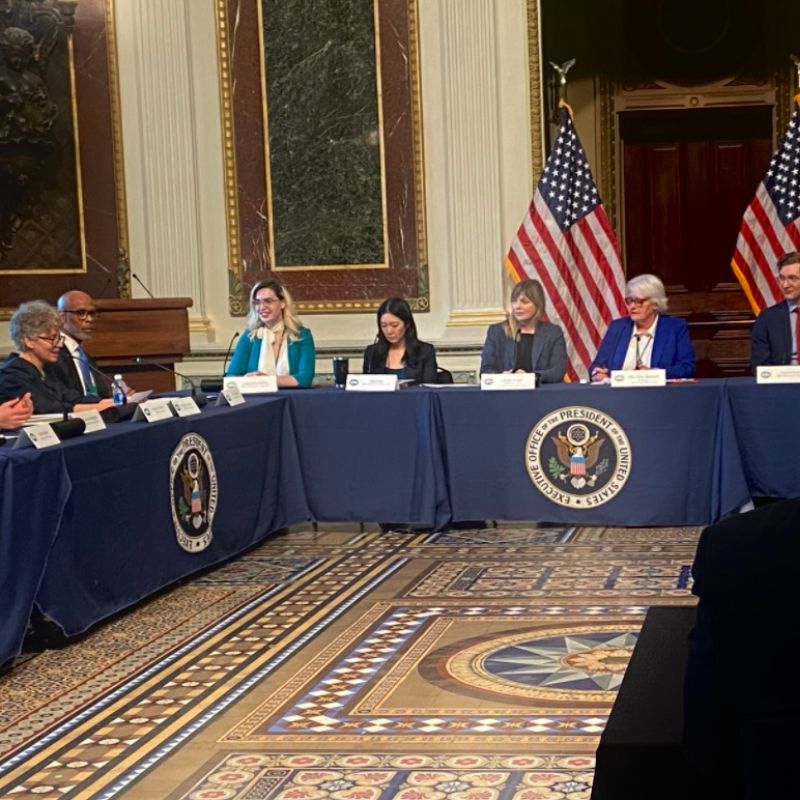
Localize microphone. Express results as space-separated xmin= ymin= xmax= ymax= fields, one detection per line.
xmin=133 ymin=356 xmax=207 ymax=406
xmin=87 ymin=253 xmax=114 ymax=297
xmin=200 ymin=331 xmax=240 ymax=392
xmin=634 ymin=332 xmax=652 ymax=369
xmin=512 ymin=329 xmax=521 ymax=370
xmin=131 ymin=272 xmax=155 ymax=299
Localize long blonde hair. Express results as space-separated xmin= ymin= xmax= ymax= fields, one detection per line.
xmin=504 ymin=279 xmax=546 ymax=338
xmin=246 ymin=279 xmax=303 ymax=340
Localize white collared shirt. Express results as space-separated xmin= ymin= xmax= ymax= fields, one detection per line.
xmin=62 ymin=333 xmax=88 ymax=392
xmin=622 ymin=316 xmax=659 ymax=370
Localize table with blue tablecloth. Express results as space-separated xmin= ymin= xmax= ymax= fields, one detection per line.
xmin=432 ymin=380 xmax=751 ymax=527
xmin=2 ymin=377 xmax=796 ymax=667
xmin=724 ymin=378 xmax=800 ymax=499
xmin=286 ymin=387 xmax=450 ymax=529
xmin=0 ymin=397 xmax=309 ymax=668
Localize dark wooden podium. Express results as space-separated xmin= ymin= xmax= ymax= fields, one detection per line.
xmin=89 ymin=298 xmax=193 ymax=392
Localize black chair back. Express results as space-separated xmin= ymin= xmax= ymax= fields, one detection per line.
xmin=436 ymin=367 xmax=453 ymax=384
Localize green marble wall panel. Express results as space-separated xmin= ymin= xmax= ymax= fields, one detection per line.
xmin=263 ymin=0 xmax=385 ymax=267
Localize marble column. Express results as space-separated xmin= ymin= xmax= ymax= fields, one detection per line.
xmin=424 ymin=0 xmax=536 ymax=330
xmin=115 ymin=0 xmax=210 ymax=335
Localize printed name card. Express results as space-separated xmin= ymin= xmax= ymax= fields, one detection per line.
xmin=480 ymin=373 xmax=537 ymax=391
xmin=223 ymin=375 xmax=277 ymax=394
xmin=217 ymin=382 xmax=245 ymax=406
xmin=133 ymin=398 xmax=175 ymax=423
xmin=756 ymin=365 xmax=800 ymax=384
xmin=13 ymin=423 xmax=61 ymax=449
xmin=610 ymin=368 xmax=667 ymax=388
xmin=345 ymin=374 xmax=399 ymax=392
xmin=70 ymin=409 xmax=107 ymax=433
xmin=169 ymin=397 xmax=202 ymax=417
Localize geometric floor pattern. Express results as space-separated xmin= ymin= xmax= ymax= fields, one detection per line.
xmin=0 ymin=523 xmax=700 ymax=799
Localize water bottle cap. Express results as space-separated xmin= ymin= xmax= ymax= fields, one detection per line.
xmin=113 ymin=374 xmax=123 ymax=380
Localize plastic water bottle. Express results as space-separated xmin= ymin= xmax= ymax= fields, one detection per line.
xmin=112 ymin=374 xmax=128 ymax=405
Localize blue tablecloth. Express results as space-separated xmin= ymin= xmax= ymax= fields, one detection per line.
xmin=3 ymin=378 xmax=792 ymax=667
xmin=1 ymin=397 xmax=309 ymax=667
xmin=287 ymin=387 xmax=450 ymax=528
xmin=725 ymin=378 xmax=800 ymax=498
xmin=433 ymin=381 xmax=751 ymax=526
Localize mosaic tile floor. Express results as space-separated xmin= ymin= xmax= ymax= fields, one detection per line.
xmin=0 ymin=524 xmax=699 ymax=799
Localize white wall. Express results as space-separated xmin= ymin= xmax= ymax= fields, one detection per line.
xmin=3 ymin=1 xmax=540 ymax=378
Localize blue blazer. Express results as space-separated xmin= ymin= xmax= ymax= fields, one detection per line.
xmin=751 ymin=301 xmax=793 ymax=368
xmin=480 ymin=320 xmax=567 ymax=384
xmin=226 ymin=326 xmax=315 ymax=387
xmin=590 ymin=315 xmax=695 ymax=379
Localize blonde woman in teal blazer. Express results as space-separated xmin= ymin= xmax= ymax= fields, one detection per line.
xmin=226 ymin=280 xmax=315 ymax=387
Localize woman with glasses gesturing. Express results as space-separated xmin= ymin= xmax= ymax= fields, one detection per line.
xmin=589 ymin=273 xmax=695 ymax=382
xmin=226 ymin=280 xmax=315 ymax=387
xmin=0 ymin=301 xmax=115 ymax=413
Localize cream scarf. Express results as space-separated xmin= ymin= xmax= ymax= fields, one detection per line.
xmin=256 ymin=322 xmax=288 ymax=375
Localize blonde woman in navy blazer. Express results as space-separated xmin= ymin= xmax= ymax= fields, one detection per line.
xmin=480 ymin=279 xmax=567 ymax=384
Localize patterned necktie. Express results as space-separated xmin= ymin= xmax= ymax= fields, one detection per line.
xmin=78 ymin=345 xmax=98 ymax=394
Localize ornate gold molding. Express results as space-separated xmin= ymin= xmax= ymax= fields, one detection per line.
xmin=525 ymin=0 xmax=544 ymax=180
xmin=214 ymin=0 xmax=240 ymax=293
xmin=106 ymin=0 xmax=130 ymax=298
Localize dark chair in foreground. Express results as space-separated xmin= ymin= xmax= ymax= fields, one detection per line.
xmin=591 ymin=605 xmax=701 ymax=800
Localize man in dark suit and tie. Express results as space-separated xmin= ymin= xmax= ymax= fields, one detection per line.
xmin=684 ymin=499 xmax=800 ymax=799
xmin=750 ymin=251 xmax=800 ymax=368
xmin=48 ymin=290 xmax=112 ymax=398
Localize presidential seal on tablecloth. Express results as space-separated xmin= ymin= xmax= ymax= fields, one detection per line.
xmin=170 ymin=433 xmax=218 ymax=552
xmin=525 ymin=406 xmax=631 ymax=507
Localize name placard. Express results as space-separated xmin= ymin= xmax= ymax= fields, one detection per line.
xmin=217 ymin=383 xmax=245 ymax=406
xmin=610 ymin=368 xmax=667 ymax=388
xmin=345 ymin=374 xmax=398 ymax=392
xmin=756 ymin=365 xmax=800 ymax=384
xmin=169 ymin=397 xmax=202 ymax=417
xmin=70 ymin=409 xmax=107 ymax=433
xmin=223 ymin=375 xmax=278 ymax=394
xmin=14 ymin=423 xmax=61 ymax=449
xmin=480 ymin=373 xmax=537 ymax=391
xmin=133 ymin=398 xmax=175 ymax=423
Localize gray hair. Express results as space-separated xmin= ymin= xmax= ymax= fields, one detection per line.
xmin=9 ymin=300 xmax=61 ymax=350
xmin=626 ymin=273 xmax=668 ymax=313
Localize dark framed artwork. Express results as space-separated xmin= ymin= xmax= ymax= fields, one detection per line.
xmin=216 ymin=0 xmax=429 ymax=314
xmin=0 ymin=0 xmax=128 ymax=310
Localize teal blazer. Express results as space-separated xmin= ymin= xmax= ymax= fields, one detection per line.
xmin=226 ymin=326 xmax=315 ymax=387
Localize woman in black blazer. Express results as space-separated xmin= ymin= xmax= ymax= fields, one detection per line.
xmin=362 ymin=297 xmax=438 ymax=384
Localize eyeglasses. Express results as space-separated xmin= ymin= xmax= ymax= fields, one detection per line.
xmin=253 ymin=298 xmax=280 ymax=307
xmin=777 ymin=274 xmax=800 ymax=285
xmin=624 ymin=296 xmax=650 ymax=306
xmin=63 ymin=308 xmax=98 ymax=319
xmin=37 ymin=333 xmax=65 ymax=344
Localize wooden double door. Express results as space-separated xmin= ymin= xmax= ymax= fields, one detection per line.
xmin=620 ymin=106 xmax=774 ymax=376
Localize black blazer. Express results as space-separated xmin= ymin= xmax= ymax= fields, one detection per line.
xmin=0 ymin=356 xmax=94 ymax=414
xmin=362 ymin=341 xmax=438 ymax=384
xmin=684 ymin=499 xmax=800 ymax=798
xmin=46 ymin=342 xmax=112 ymax=399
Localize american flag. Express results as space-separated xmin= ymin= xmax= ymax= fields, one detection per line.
xmin=731 ymin=101 xmax=800 ymax=313
xmin=506 ymin=104 xmax=626 ymax=381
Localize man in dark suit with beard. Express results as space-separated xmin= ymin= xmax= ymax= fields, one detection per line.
xmin=48 ymin=290 xmax=112 ymax=398
xmin=684 ymin=499 xmax=800 ymax=799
